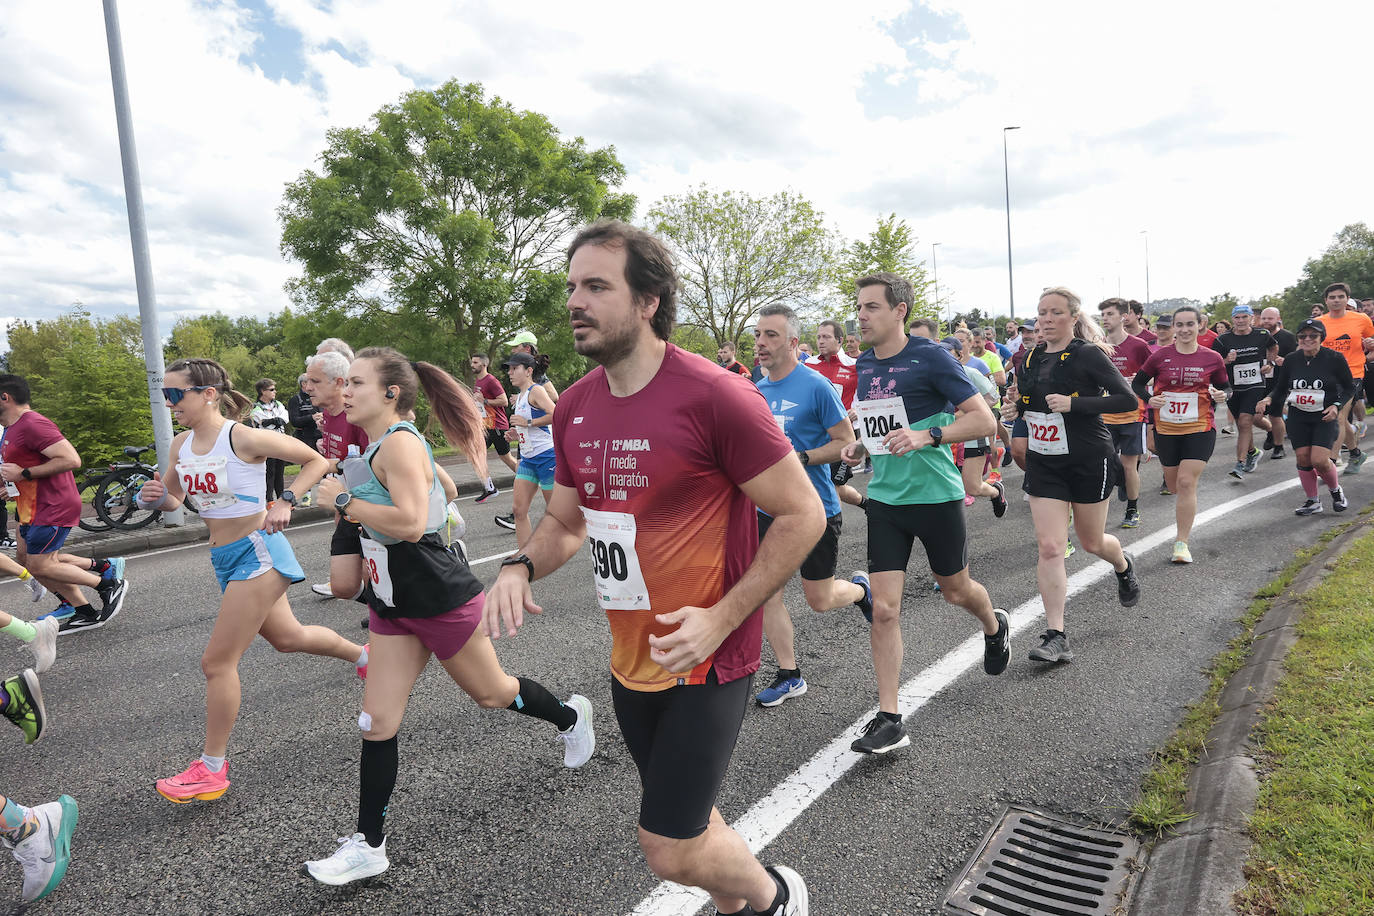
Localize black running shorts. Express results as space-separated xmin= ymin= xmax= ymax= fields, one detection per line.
xmin=865 ymin=498 xmax=968 ymax=577
xmin=330 ymin=514 xmax=363 ymax=557
xmin=612 ymin=668 xmax=751 ymax=840
xmin=758 ymin=511 xmax=841 ymax=582
xmin=1286 ymin=415 xmax=1339 ymax=451
xmin=484 ymin=427 xmax=511 ymax=456
xmin=1229 ymin=388 xmax=1267 ymax=416
xmin=1107 ymin=421 xmax=1147 ymax=457
xmin=1023 ymin=453 xmax=1117 ymax=504
xmin=1153 ymin=430 xmax=1217 ymax=467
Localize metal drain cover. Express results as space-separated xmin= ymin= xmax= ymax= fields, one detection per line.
xmin=944 ymin=806 xmax=1142 ymax=915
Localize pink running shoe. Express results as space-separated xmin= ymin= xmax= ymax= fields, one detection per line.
xmin=356 ymin=643 xmax=369 ymax=681
xmin=156 ymin=760 xmax=230 ymax=804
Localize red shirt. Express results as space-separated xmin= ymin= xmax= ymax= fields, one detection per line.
xmin=1137 ymin=328 xmax=1157 ymax=344
xmin=1138 ymin=345 xmax=1229 ymax=434
xmin=1197 ymin=329 xmax=1219 ymax=349
xmin=1103 ymin=335 xmax=1154 ymax=425
xmin=475 ymin=373 xmax=509 ymax=430
xmin=554 ymin=344 xmax=793 ymax=692
xmin=723 ymin=360 xmax=751 ymax=377
xmin=1 ymin=411 xmax=82 ymax=527
xmin=316 ymin=405 xmax=369 ymax=460
xmin=807 ymin=353 xmax=858 ymax=409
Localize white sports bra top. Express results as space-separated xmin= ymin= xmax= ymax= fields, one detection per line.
xmin=175 ymin=421 xmax=266 ymax=519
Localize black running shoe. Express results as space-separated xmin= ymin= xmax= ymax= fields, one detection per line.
xmin=1116 ymin=553 xmax=1140 ymax=607
xmin=1001 ymin=448 xmax=1013 ymax=468
xmin=984 ymin=609 xmax=1010 ymax=675
xmin=1332 ymin=487 xmax=1349 ymax=512
xmin=1271 ymin=446 xmax=1286 ymax=460
xmin=1262 ymin=432 xmax=1274 ymax=451
xmin=474 ymin=485 xmax=498 ymax=504
xmin=59 ymin=608 xmax=103 ymax=636
xmin=95 ymin=578 xmax=128 ymax=623
xmin=1294 ymin=498 xmax=1322 ymax=516
xmin=494 ymin=513 xmax=516 ymax=531
xmin=850 ymin=571 xmax=874 ymax=624
xmin=1029 ymin=630 xmax=1073 ymax=663
xmin=851 ymin=714 xmax=908 ymax=754
xmin=990 ymin=480 xmax=1008 ymax=518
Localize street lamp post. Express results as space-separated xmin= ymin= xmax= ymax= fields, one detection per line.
xmin=932 ymin=241 xmax=942 ymax=331
xmin=1140 ymin=230 xmax=1151 ymax=307
xmin=1003 ymin=125 xmax=1020 ymax=321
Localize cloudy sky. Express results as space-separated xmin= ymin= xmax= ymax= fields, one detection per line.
xmin=2 ymin=0 xmax=1371 ymax=343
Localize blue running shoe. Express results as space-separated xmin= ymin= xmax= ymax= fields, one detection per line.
xmin=103 ymin=557 xmax=127 ymax=581
xmin=38 ymin=603 xmax=74 ymax=623
xmin=851 ymin=571 xmax=873 ymax=624
xmin=755 ymin=673 xmax=807 ymax=707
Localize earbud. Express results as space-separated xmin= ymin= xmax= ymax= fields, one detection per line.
xmin=385 ymin=389 xmax=396 ymax=399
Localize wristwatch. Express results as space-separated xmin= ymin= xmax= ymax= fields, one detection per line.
xmin=20 ymin=468 xmax=32 ymax=480
xmin=500 ymin=553 xmax=535 ymax=580
xmin=797 ymin=450 xmax=811 ymax=466
xmin=928 ymin=427 xmax=944 ymax=445
xmin=279 ymin=489 xmax=298 ymax=507
xmin=334 ymin=491 xmax=353 ymax=511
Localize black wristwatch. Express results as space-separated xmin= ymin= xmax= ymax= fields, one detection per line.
xmin=928 ymin=426 xmax=944 ymax=445
xmin=797 ymin=449 xmax=810 ymax=466
xmin=20 ymin=468 xmax=33 ymax=480
xmin=279 ymin=489 xmax=298 ymax=507
xmin=501 ymin=553 xmax=535 ymax=580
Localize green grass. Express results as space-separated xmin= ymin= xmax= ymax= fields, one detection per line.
xmin=1130 ymin=520 xmax=1358 ymax=835
xmin=1234 ymin=528 xmax=1374 ymax=915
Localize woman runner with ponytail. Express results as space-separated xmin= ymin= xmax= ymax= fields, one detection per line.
xmin=137 ymin=358 xmax=367 ymax=804
xmin=304 ymin=348 xmax=593 ymax=886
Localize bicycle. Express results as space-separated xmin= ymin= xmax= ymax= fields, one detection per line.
xmin=77 ymin=466 xmax=115 ymax=532
xmin=90 ymin=445 xmax=192 ymax=531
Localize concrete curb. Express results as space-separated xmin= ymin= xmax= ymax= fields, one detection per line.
xmin=1128 ymin=515 xmax=1374 ymax=915
xmin=28 ymin=472 xmax=518 ymax=562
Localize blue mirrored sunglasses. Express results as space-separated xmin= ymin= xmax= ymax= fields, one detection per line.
xmin=162 ymin=385 xmax=212 ymax=405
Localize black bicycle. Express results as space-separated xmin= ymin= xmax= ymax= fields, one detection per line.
xmin=90 ymin=445 xmax=168 ymax=531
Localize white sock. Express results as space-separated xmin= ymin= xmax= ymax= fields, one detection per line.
xmin=200 ymin=753 xmax=226 ymax=773
xmin=356 ymin=646 xmax=368 ymax=667
xmin=484 ymin=477 xmax=494 ymax=489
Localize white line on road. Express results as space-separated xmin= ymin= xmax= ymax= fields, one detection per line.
xmin=628 ymin=476 xmax=1300 ymax=916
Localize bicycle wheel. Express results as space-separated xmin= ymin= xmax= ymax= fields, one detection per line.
xmin=95 ymin=468 xmax=160 ymax=530
xmin=77 ymin=471 xmax=113 ymax=532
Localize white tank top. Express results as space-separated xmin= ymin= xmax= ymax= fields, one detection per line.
xmin=513 ymin=387 xmax=554 ymax=458
xmin=175 ymin=421 xmax=267 ymax=519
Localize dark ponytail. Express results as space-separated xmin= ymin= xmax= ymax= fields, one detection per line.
xmin=534 ymin=353 xmax=551 ymax=377
xmin=167 ymin=357 xmax=253 ymax=421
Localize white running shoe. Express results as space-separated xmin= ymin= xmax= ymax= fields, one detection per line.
xmin=27 ymin=576 xmax=46 ymax=603
xmin=766 ymin=864 xmax=811 ymax=915
xmin=8 ymin=796 xmax=77 ymax=904
xmin=560 ymin=694 xmax=595 ymax=768
xmin=311 ymin=583 xmax=335 ymax=598
xmin=305 ymin=833 xmax=388 ymax=885
xmin=25 ymin=617 xmax=58 ymax=673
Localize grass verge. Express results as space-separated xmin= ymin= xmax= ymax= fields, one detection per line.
xmin=1129 ymin=518 xmax=1361 ymax=835
xmin=1233 ymin=527 xmax=1374 ymax=915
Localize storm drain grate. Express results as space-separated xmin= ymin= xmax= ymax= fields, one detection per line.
xmin=943 ymin=805 xmax=1142 ymax=915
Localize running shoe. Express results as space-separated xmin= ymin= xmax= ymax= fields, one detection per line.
xmin=559 ymin=694 xmax=595 ymax=767
xmin=7 ymin=795 xmax=77 ymax=904
xmin=1171 ymin=541 xmax=1193 ymax=564
xmin=494 ymin=513 xmax=516 ymax=531
xmin=1116 ymin=552 xmax=1141 ymax=607
xmin=38 ymin=602 xmax=74 ymax=624
xmin=764 ymin=864 xmax=810 ymax=916
xmin=1220 ymin=426 xmax=1234 ymax=435
xmin=24 ymin=617 xmax=58 ymax=673
xmin=851 ymin=571 xmax=874 ymax=624
xmin=1346 ymin=452 xmax=1367 ymax=474
xmin=1334 ymin=456 xmax=1348 ymax=470
xmin=95 ymin=577 xmax=128 ymax=624
xmin=1159 ymin=482 xmax=1173 ymax=496
xmin=0 ymin=537 xmax=14 ymax=550
xmin=755 ymin=673 xmax=807 ymax=707
xmin=990 ymin=480 xmax=1008 ymax=518
xmin=1294 ymin=498 xmax=1322 ymax=516
xmin=305 ymin=833 xmax=388 ymax=885
xmin=1001 ymin=448 xmax=1013 ymax=468
xmin=962 ymin=494 xmax=976 ymax=507
xmin=1332 ymin=487 xmax=1349 ymax=512
xmin=1271 ymin=446 xmax=1286 ymax=460
xmin=26 ymin=575 xmax=46 ymax=603
xmin=1360 ymin=420 xmax=1369 ymax=440
xmin=1262 ymin=432 xmax=1274 ymax=451
xmin=311 ymin=583 xmax=335 ymax=598
xmin=1228 ymin=461 xmax=1246 ymax=480
xmin=2 ymin=669 xmax=46 ymax=744
xmin=474 ymin=484 xmax=499 ymax=504
xmin=1029 ymin=630 xmax=1073 ymax=663
xmin=851 ymin=715 xmax=908 ymax=754
xmin=986 ymin=469 xmax=1003 ymax=485
xmin=60 ymin=606 xmax=104 ymax=635
xmin=156 ymin=760 xmax=230 ymax=804
xmin=1121 ymin=507 xmax=1140 ymax=529
xmin=1244 ymin=447 xmax=1262 ymax=473
xmin=1064 ymin=541 xmax=1076 ymax=559
xmin=984 ymin=609 xmax=1010 ymax=675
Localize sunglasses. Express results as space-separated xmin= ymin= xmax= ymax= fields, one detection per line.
xmin=1297 ymin=334 xmax=1321 ymax=341
xmin=162 ymin=385 xmax=213 ymax=405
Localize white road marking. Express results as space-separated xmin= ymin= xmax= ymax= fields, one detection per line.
xmin=627 ymin=476 xmax=1300 ymax=916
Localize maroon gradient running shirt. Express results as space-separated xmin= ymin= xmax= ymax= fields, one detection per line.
xmin=1138 ymin=345 xmax=1229 ymax=434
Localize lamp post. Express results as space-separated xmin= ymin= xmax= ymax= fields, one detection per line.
xmin=1003 ymin=125 xmax=1020 ymax=320
xmin=931 ymin=241 xmax=942 ymax=331
xmin=1140 ymin=230 xmax=1151 ymax=307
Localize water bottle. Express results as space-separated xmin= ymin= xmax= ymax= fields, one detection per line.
xmin=340 ymin=444 xmax=370 ymax=489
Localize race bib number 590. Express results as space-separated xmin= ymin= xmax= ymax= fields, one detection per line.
xmin=854 ymin=396 xmax=911 ymax=456
xmin=579 ymin=507 xmax=651 ymax=611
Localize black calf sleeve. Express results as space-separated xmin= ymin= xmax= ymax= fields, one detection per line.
xmin=358 ymin=735 xmax=398 ymax=847
xmin=508 ymin=677 xmax=577 ymax=731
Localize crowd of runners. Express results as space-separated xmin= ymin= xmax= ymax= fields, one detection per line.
xmin=3 ymin=217 xmax=1372 ymax=912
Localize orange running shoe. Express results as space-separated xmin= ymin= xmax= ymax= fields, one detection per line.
xmin=156 ymin=760 xmax=230 ymax=804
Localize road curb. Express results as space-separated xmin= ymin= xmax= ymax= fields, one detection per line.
xmin=1128 ymin=515 xmax=1374 ymax=915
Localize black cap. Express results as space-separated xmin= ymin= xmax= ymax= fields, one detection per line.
xmin=1295 ymin=318 xmax=1327 ymax=339
xmin=1154 ymin=313 xmax=1173 ymax=327
xmin=501 ymin=351 xmax=538 ymax=369
xmin=939 ymin=336 xmax=963 ymax=354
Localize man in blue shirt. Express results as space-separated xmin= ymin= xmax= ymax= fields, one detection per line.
xmin=752 ymin=305 xmax=874 ymax=708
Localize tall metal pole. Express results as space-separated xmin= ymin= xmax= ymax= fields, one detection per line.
xmin=103 ymin=0 xmax=182 ymax=525
xmin=1141 ymin=230 xmax=1151 ymax=306
xmin=1003 ymin=126 xmax=1020 ymax=321
xmin=931 ymin=241 xmax=942 ymax=332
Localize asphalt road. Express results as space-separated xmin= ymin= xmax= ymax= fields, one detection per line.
xmin=2 ymin=445 xmax=1362 ymax=915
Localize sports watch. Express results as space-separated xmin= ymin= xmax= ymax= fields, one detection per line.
xmin=928 ymin=426 xmax=944 ymax=445
xmin=500 ymin=553 xmax=535 ymax=580
xmin=279 ymin=489 xmax=298 ymax=507
xmin=334 ymin=491 xmax=353 ymax=512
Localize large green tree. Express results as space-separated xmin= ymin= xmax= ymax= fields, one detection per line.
xmin=648 ymin=186 xmax=836 ymax=348
xmin=278 ymin=80 xmax=632 ymax=382
xmin=1277 ymin=223 xmax=1374 ymax=329
xmin=831 ymin=213 xmax=931 ymax=313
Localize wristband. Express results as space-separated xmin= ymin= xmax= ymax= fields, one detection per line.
xmin=500 ymin=553 xmax=535 ymax=580
xmin=137 ymin=489 xmax=167 ymax=510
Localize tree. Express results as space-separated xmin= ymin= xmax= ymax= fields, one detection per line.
xmin=830 ymin=214 xmax=932 ymax=319
xmin=1276 ymin=223 xmax=1374 ymax=330
xmin=648 ymin=186 xmax=836 ymax=348
xmin=278 ymin=80 xmax=632 ymax=382
xmin=1206 ymin=292 xmax=1240 ymax=326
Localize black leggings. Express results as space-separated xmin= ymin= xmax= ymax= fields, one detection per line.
xmin=264 ymin=458 xmax=286 ymax=502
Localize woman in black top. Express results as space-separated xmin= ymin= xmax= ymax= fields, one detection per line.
xmin=1002 ymin=287 xmax=1142 ymax=664
xmin=1256 ymin=318 xmax=1354 ymax=515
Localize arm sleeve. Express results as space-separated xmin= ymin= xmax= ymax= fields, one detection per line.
xmin=1069 ymin=346 xmax=1139 ymax=414
xmin=1211 ymin=357 xmax=1231 ymax=387
xmin=1132 ymin=352 xmax=1158 ymax=402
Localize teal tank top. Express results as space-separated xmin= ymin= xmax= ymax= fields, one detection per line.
xmin=342 ymin=422 xmax=446 ymax=545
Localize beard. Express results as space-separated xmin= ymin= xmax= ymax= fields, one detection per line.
xmin=572 ymin=312 xmax=639 ymax=368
